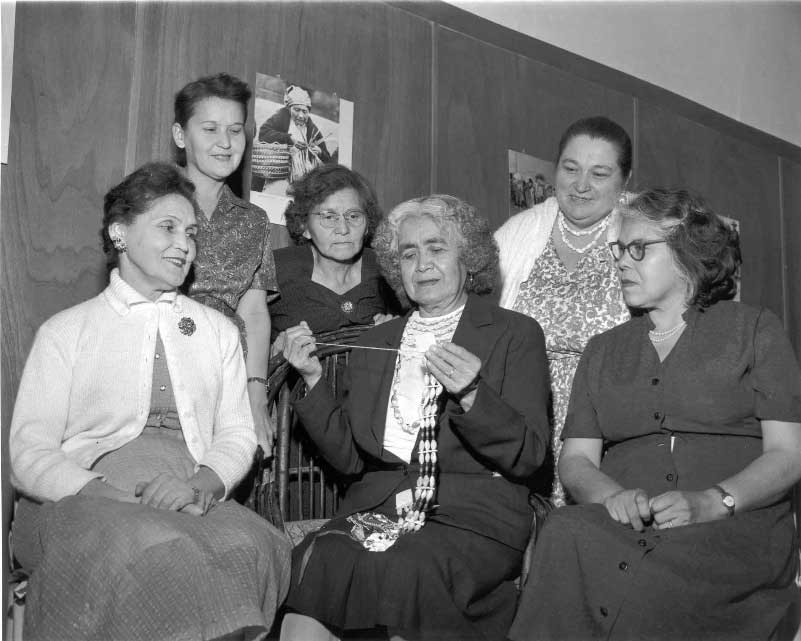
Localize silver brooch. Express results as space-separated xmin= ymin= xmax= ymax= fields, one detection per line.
xmin=178 ymin=317 xmax=196 ymax=336
xmin=341 ymin=300 xmax=354 ymax=314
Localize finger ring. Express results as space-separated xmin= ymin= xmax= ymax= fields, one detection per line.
xmin=665 ymin=519 xmax=674 ymax=528
xmin=449 ymin=368 xmax=454 ymax=377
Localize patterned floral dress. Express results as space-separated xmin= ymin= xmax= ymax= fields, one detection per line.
xmin=184 ymin=185 xmax=279 ymax=351
xmin=513 ymin=236 xmax=628 ymax=504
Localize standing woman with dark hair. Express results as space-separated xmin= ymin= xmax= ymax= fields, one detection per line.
xmin=495 ymin=116 xmax=633 ymax=504
xmin=510 ymin=189 xmax=801 ymax=640
xmin=172 ymin=72 xmax=278 ymax=453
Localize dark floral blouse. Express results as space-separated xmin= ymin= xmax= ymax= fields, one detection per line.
xmin=183 ymin=184 xmax=279 ymax=318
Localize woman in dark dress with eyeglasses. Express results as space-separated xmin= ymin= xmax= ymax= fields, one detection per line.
xmin=269 ymin=164 xmax=399 ymax=353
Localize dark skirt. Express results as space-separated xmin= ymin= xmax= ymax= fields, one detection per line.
xmin=13 ymin=427 xmax=292 ymax=641
xmin=509 ymin=502 xmax=796 ymax=641
xmin=286 ymin=514 xmax=522 ymax=641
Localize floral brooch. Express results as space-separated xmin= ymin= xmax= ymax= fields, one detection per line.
xmin=178 ymin=317 xmax=196 ymax=336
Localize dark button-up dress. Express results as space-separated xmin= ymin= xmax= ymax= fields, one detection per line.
xmin=510 ymin=301 xmax=801 ymax=640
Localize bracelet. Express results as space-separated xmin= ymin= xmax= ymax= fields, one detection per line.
xmin=247 ymin=376 xmax=269 ymax=386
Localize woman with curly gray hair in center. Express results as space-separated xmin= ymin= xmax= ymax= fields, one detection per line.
xmin=278 ymin=195 xmax=550 ymax=641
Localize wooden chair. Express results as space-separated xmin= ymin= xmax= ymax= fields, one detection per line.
xmin=6 ymin=498 xmax=26 ymax=641
xmin=254 ymin=326 xmax=372 ymax=543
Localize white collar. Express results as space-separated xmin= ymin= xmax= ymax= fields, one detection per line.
xmin=105 ymin=268 xmax=182 ymax=316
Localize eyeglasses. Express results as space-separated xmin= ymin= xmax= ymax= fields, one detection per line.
xmin=312 ymin=209 xmax=366 ymax=228
xmin=608 ymin=239 xmax=667 ymax=262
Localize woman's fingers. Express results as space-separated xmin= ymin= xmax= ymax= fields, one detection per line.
xmin=137 ymin=474 xmax=194 ymax=511
xmin=650 ymin=491 xmax=692 ymax=528
xmin=604 ymin=489 xmax=651 ymax=531
xmin=425 ymin=343 xmax=481 ymax=393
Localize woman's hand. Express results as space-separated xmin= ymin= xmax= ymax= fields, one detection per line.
xmin=649 ymin=490 xmax=722 ymax=529
xmin=603 ymin=488 xmax=652 ymax=531
xmin=134 ymin=473 xmax=213 ymax=516
xmin=425 ymin=342 xmax=481 ymax=409
xmin=283 ymin=321 xmax=323 ymax=389
xmin=271 ymin=331 xmax=287 ymax=357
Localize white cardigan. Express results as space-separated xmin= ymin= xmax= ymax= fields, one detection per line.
xmin=494 ymin=196 xmax=622 ymax=309
xmin=10 ymin=270 xmax=257 ymax=502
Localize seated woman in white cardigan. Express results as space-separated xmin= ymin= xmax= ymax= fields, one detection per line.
xmin=9 ymin=162 xmax=291 ymax=641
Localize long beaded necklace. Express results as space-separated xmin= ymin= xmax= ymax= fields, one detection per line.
xmin=557 ymin=210 xmax=609 ymax=254
xmin=398 ymin=372 xmax=441 ymax=533
xmin=389 ymin=308 xmax=463 ymax=532
xmin=648 ymin=320 xmax=687 ymax=343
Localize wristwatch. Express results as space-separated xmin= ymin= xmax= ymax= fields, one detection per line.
xmin=711 ymin=484 xmax=735 ymax=517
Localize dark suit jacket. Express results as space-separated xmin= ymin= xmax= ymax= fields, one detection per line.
xmin=258 ymin=107 xmax=332 ymax=162
xmin=294 ymin=294 xmax=549 ymax=551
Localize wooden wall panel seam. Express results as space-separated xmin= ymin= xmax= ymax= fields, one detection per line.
xmin=632 ymin=96 xmax=640 ymax=188
xmin=124 ymin=2 xmax=147 ymax=176
xmin=778 ymin=154 xmax=789 ymax=329
xmin=430 ymin=18 xmax=438 ymax=193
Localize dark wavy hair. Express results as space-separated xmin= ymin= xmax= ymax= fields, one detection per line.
xmin=101 ymin=162 xmax=196 ymax=265
xmin=284 ymin=164 xmax=382 ymax=245
xmin=557 ymin=116 xmax=633 ymax=179
xmin=373 ymin=195 xmax=499 ymax=309
xmin=624 ymin=188 xmax=741 ymax=309
xmin=173 ymin=73 xmax=251 ymax=166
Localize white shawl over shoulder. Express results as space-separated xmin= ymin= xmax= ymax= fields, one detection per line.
xmin=494 ymin=196 xmax=622 ymax=310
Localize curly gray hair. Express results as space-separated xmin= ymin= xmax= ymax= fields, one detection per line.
xmin=372 ymin=195 xmax=499 ymax=309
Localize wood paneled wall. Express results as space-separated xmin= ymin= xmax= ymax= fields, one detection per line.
xmin=636 ymin=102 xmax=785 ymax=313
xmin=434 ymin=27 xmax=634 ymax=228
xmin=2 ymin=0 xmax=799 ymax=580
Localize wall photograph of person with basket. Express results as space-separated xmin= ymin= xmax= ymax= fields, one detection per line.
xmin=250 ymin=73 xmax=349 ymax=249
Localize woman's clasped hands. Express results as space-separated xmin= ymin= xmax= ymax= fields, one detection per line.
xmin=134 ymin=473 xmax=216 ymax=516
xmin=604 ymin=488 xmax=724 ymax=532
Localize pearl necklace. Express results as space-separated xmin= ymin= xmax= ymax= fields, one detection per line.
xmin=557 ymin=210 xmax=609 ymax=254
xmin=648 ymin=320 xmax=687 ymax=343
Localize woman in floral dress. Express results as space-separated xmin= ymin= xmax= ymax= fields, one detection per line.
xmin=495 ymin=116 xmax=632 ymax=504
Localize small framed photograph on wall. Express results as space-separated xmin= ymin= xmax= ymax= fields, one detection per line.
xmin=508 ymin=149 xmax=555 ymax=218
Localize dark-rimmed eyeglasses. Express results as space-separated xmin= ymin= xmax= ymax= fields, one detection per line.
xmin=608 ymin=239 xmax=667 ymax=262
xmin=312 ymin=209 xmax=366 ymax=228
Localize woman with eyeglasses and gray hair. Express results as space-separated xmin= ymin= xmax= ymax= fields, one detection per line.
xmin=510 ymin=188 xmax=801 ymax=640
xmin=269 ymin=164 xmax=399 ymax=352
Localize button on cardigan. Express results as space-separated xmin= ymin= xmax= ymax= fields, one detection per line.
xmin=10 ymin=270 xmax=256 ymax=502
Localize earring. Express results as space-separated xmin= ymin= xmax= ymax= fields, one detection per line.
xmin=467 ymin=272 xmax=475 ymax=288
xmin=111 ymin=236 xmax=127 ymax=253
xmin=618 ymin=193 xmax=628 ymax=206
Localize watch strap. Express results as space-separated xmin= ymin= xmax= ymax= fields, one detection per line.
xmin=711 ymin=484 xmax=735 ymax=517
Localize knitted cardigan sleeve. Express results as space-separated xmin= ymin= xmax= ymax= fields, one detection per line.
xmin=10 ymin=321 xmax=104 ymax=501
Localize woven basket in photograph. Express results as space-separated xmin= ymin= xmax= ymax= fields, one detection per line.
xmin=252 ymin=142 xmax=291 ymax=180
